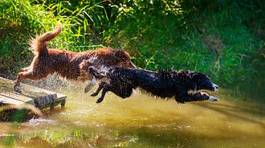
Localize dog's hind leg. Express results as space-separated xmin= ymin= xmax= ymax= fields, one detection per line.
xmin=14 ymin=74 xmax=23 ymax=93
xmin=14 ymin=68 xmax=31 ymax=92
xmin=21 ymin=67 xmax=31 ymax=72
xmin=91 ymin=82 xmax=106 ymax=96
xmin=14 ymin=71 xmax=31 ymax=93
xmin=14 ymin=70 xmax=48 ymax=93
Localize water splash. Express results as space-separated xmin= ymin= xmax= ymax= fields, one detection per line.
xmin=26 ymin=118 xmax=56 ymax=127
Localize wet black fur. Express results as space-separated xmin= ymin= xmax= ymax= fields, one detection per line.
xmin=89 ymin=67 xmax=218 ymax=103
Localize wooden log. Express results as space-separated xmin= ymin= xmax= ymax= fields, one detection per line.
xmin=0 ymin=77 xmax=67 ymax=121
xmin=0 ymin=92 xmax=34 ymax=105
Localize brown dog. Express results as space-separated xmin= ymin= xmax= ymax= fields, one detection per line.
xmin=14 ymin=25 xmax=135 ymax=93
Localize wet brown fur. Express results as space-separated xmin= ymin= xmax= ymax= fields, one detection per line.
xmin=14 ymin=25 xmax=135 ymax=91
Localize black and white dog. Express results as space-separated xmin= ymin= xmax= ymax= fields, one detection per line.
xmin=87 ymin=67 xmax=219 ymax=103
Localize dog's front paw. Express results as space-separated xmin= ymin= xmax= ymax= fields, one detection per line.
xmin=208 ymin=96 xmax=219 ymax=102
xmin=96 ymin=98 xmax=104 ymax=103
xmin=90 ymin=92 xmax=98 ymax=97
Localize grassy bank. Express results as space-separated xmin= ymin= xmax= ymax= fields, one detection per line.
xmin=0 ymin=0 xmax=264 ymax=101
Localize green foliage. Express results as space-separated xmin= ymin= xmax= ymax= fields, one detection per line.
xmin=0 ymin=0 xmax=265 ymax=99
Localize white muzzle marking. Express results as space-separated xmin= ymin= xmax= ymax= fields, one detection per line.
xmin=212 ymin=83 xmax=219 ymax=92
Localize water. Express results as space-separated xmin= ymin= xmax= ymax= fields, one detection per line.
xmin=0 ymin=86 xmax=265 ymax=147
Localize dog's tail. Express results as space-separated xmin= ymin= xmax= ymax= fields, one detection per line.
xmin=30 ymin=24 xmax=62 ymax=56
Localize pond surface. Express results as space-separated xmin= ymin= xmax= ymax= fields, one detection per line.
xmin=0 ymin=86 xmax=265 ymax=148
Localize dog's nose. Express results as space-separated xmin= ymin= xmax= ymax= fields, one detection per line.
xmin=212 ymin=83 xmax=219 ymax=91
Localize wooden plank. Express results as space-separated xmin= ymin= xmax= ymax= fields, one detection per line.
xmin=0 ymin=92 xmax=34 ymax=105
xmin=0 ymin=76 xmax=67 ymax=121
xmin=0 ymin=77 xmax=66 ymax=101
xmin=0 ymin=94 xmax=25 ymax=105
xmin=0 ymin=77 xmax=66 ymax=109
